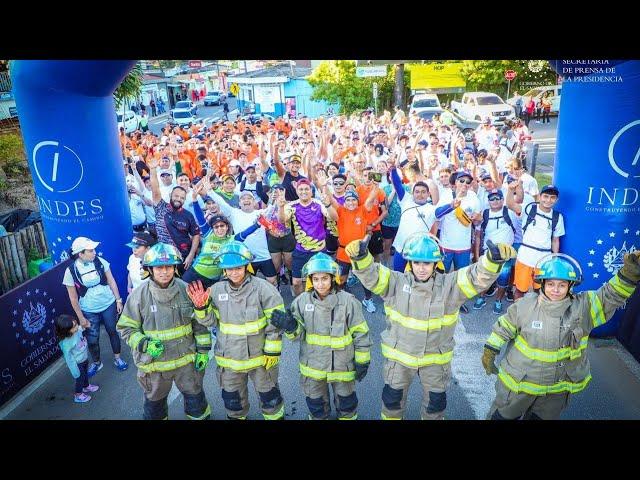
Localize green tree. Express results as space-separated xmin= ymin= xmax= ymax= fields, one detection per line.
xmin=308 ymin=60 xmax=401 ymax=115
xmin=460 ymin=60 xmax=557 ymax=98
xmin=113 ymin=63 xmax=143 ymax=109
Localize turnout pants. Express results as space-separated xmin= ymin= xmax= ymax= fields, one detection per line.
xmin=488 ymin=379 xmax=570 ymax=420
xmin=381 ymin=360 xmax=451 ymax=420
xmin=137 ymin=364 xmax=209 ymax=420
xmin=301 ymin=376 xmax=358 ymax=420
xmin=217 ymin=365 xmax=284 ymax=420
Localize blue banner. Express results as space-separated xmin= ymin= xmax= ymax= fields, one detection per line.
xmin=10 ymin=61 xmax=137 ymax=294
xmin=553 ymin=60 xmax=640 ymax=336
xmin=0 ymin=260 xmax=74 ymax=407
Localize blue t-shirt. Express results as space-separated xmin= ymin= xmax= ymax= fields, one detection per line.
xmin=59 ymin=327 xmax=88 ymax=378
xmin=62 ymin=257 xmax=115 ymax=313
xmin=382 ymin=183 xmax=409 ymax=228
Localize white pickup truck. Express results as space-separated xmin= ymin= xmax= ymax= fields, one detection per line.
xmin=451 ymin=92 xmax=515 ymax=126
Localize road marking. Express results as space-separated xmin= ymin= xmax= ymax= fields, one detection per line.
xmin=451 ymin=318 xmax=496 ymax=419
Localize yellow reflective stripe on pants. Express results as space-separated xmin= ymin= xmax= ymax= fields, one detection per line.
xmin=487 ymin=332 xmax=507 ymax=350
xmin=371 ymin=265 xmax=391 ymax=295
xmin=305 ymin=333 xmax=352 ymax=349
xmin=186 ymin=404 xmax=211 ymax=420
xmin=195 ymin=333 xmax=212 ymax=346
xmin=215 ymin=355 xmax=265 ymax=372
xmin=146 ymin=323 xmax=193 ymax=341
xmin=299 ymin=363 xmax=356 ymax=382
xmin=262 ymin=404 xmax=285 ymax=420
xmin=127 ymin=332 xmax=146 ymax=350
xmin=355 ymin=350 xmax=371 ymax=364
xmin=118 ymin=314 xmax=141 ymax=329
xmin=481 ymin=255 xmax=501 ymax=274
xmin=587 ymin=291 xmax=606 ymax=328
xmin=498 ymin=315 xmax=517 ymax=336
xmin=338 ymin=414 xmax=357 ymax=420
xmin=138 ymin=353 xmax=196 ymax=373
xmin=264 ymin=339 xmax=282 ymax=354
xmin=384 ymin=306 xmax=459 ymax=332
xmin=381 ymin=413 xmax=401 ymax=420
xmin=456 ymin=266 xmax=479 ymax=299
xmin=498 ymin=368 xmax=592 ymax=395
xmin=609 ymin=275 xmax=635 ymax=299
xmin=349 ymin=321 xmax=369 ymax=335
xmin=219 ymin=317 xmax=267 ymax=336
xmin=263 ymin=304 xmax=285 ymax=320
xmin=514 ymin=335 xmax=588 ymax=362
xmin=381 ymin=343 xmax=453 ymax=368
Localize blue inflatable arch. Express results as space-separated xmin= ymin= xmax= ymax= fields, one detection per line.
xmin=10 ymin=60 xmax=640 ymax=334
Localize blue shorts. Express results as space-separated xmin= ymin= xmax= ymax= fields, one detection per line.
xmin=292 ymin=250 xmax=318 ymax=279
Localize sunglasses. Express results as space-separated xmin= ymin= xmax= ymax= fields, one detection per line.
xmin=488 ymin=196 xmax=502 ymax=201
xmin=333 ymin=181 xmax=345 ymax=186
xmin=458 ymin=179 xmax=472 ymax=185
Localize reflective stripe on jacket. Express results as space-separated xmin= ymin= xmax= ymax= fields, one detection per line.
xmin=486 ymin=274 xmax=635 ymax=396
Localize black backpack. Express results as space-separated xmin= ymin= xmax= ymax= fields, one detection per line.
xmin=521 ymin=203 xmax=560 ymax=251
xmin=69 ymin=257 xmax=108 ymax=298
xmin=480 ymin=206 xmax=516 ymax=234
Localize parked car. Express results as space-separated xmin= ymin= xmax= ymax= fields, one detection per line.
xmin=451 ymin=92 xmax=515 ymax=126
xmin=174 ymin=100 xmax=197 ymax=116
xmin=117 ymin=110 xmax=139 ymax=134
xmin=239 ymin=113 xmax=275 ymax=125
xmin=409 ymin=93 xmax=443 ymax=117
xmin=169 ymin=108 xmax=197 ymax=128
xmin=204 ymin=91 xmax=222 ymax=106
xmin=507 ymin=85 xmax=561 ymax=114
xmin=441 ymin=108 xmax=482 ymax=142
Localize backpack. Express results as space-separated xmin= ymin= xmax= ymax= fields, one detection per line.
xmin=69 ymin=257 xmax=108 ymax=298
xmin=480 ymin=206 xmax=515 ymax=234
xmin=521 ymin=203 xmax=560 ymax=251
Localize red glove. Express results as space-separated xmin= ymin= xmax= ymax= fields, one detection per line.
xmin=187 ymin=280 xmax=210 ymax=309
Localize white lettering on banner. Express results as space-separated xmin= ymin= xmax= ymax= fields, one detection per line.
xmin=20 ymin=338 xmax=59 ymax=369
xmin=2 ymin=368 xmax=13 ymax=385
xmin=608 ymin=120 xmax=640 ymax=179
xmin=37 ymin=196 xmax=103 ymax=223
xmin=585 ymin=186 xmax=640 ymax=214
xmin=32 ymin=141 xmax=84 ymax=193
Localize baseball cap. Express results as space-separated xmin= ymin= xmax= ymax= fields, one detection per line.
xmin=271 ymin=183 xmax=286 ymax=190
xmin=487 ymin=188 xmax=504 ymax=199
xmin=71 ymin=237 xmax=100 ymax=255
xmin=158 ymin=169 xmax=173 ymax=177
xmin=418 ymin=140 xmax=428 ymax=147
xmin=295 ymin=178 xmax=311 ymax=187
xmin=344 ymin=191 xmax=359 ymax=202
xmin=288 ymin=154 xmax=302 ymax=163
xmin=228 ymin=160 xmax=241 ymax=168
xmin=126 ymin=232 xmax=156 ymax=248
xmin=220 ymin=174 xmax=236 ymax=183
xmin=480 ymin=172 xmax=492 ymax=181
xmin=239 ymin=190 xmax=256 ymax=200
xmin=541 ymin=184 xmax=560 ymax=196
xmin=505 ymin=174 xmax=518 ymax=184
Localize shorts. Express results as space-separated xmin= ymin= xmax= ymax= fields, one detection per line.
xmin=367 ymin=230 xmax=384 ymax=256
xmin=267 ymin=232 xmax=296 ymax=254
xmin=325 ymin=234 xmax=338 ymax=254
xmin=514 ymin=260 xmax=540 ymax=293
xmin=292 ymin=250 xmax=317 ymax=279
xmin=252 ymin=259 xmax=277 ymax=278
xmin=381 ymin=224 xmax=398 ymax=240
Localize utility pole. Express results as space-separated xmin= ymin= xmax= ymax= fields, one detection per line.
xmin=394 ymin=64 xmax=405 ymax=110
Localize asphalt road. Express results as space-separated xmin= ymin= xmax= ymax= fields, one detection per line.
xmin=5 ymin=273 xmax=640 ymax=420
xmin=527 ymin=115 xmax=558 ymax=175
xmin=148 ymin=98 xmax=238 ymax=136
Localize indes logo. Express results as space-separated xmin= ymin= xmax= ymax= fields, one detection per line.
xmin=32 ymin=140 xmax=84 ymax=193
xmin=608 ymin=120 xmax=640 ymax=179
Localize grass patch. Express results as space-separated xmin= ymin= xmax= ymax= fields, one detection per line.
xmin=535 ymin=172 xmax=552 ymax=187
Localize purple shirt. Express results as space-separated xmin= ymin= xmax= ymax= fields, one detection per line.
xmin=286 ymin=200 xmax=328 ymax=252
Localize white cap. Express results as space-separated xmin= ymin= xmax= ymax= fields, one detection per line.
xmin=71 ymin=237 xmax=100 ymax=255
xmin=228 ymin=160 xmax=241 ymax=168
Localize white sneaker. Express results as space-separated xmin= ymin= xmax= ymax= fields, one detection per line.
xmin=362 ymin=298 xmax=376 ymax=313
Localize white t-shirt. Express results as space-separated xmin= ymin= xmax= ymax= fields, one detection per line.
xmin=477 ymin=207 xmax=518 ymax=251
xmin=506 ymin=193 xmax=535 ymax=244
xmin=437 ymin=190 xmax=481 ymax=251
xmin=516 ymin=203 xmax=565 ymax=267
xmin=129 ymin=195 xmax=146 ymax=226
xmin=392 ymin=194 xmax=437 ymax=252
xmin=127 ymin=254 xmax=146 ymax=289
xmin=143 ymin=189 xmax=156 ymax=223
xmin=212 ymin=190 xmax=271 ymax=263
xmin=62 ymin=257 xmax=115 ymax=313
xmin=159 ymin=181 xmax=177 ymax=203
xmin=519 ymin=172 xmax=539 ymax=198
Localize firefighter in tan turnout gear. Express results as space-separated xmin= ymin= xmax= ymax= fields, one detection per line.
xmin=345 ymin=232 xmax=516 ymax=420
xmin=187 ymin=241 xmax=287 ymax=420
xmin=483 ymin=251 xmax=640 ymax=420
xmin=117 ymin=243 xmax=212 ymax=420
xmin=270 ymin=252 xmax=372 ymax=420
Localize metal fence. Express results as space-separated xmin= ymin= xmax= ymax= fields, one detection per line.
xmin=0 ymin=72 xmax=11 ymax=92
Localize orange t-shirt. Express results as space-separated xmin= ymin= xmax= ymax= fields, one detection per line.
xmin=356 ymin=184 xmax=386 ymax=232
xmin=336 ymin=205 xmax=370 ymax=264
